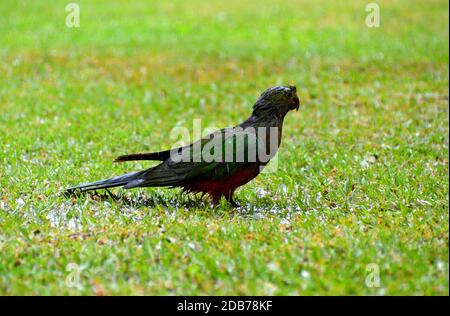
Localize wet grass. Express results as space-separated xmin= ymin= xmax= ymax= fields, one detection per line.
xmin=0 ymin=0 xmax=448 ymax=295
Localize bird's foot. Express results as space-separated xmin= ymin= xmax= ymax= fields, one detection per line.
xmin=228 ymin=198 xmax=240 ymax=208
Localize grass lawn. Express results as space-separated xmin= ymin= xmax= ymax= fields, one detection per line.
xmin=0 ymin=0 xmax=448 ymax=295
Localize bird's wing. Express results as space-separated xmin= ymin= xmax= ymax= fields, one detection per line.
xmin=123 ymin=129 xmax=260 ymax=188
xmin=114 ymin=129 xmax=226 ymax=163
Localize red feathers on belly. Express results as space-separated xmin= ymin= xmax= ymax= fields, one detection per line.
xmin=183 ymin=167 xmax=259 ymax=201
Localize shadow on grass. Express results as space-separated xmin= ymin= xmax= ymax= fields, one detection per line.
xmin=64 ymin=188 xmax=224 ymax=210
xmin=63 ymin=187 xmax=290 ymax=218
xmin=62 ymin=188 xmax=286 ymax=218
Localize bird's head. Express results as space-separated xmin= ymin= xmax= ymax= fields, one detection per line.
xmin=252 ymin=85 xmax=300 ymax=118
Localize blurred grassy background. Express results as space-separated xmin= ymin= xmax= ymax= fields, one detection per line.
xmin=0 ymin=0 xmax=448 ymax=295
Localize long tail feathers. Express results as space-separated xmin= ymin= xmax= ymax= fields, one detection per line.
xmin=114 ymin=150 xmax=171 ymax=162
xmin=65 ymin=170 xmax=145 ymax=194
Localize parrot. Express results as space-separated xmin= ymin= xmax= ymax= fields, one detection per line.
xmin=65 ymin=85 xmax=300 ymax=206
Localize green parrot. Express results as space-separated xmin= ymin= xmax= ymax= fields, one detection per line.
xmin=66 ymin=86 xmax=300 ymax=206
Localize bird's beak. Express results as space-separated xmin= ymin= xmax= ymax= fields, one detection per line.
xmin=293 ymin=96 xmax=300 ymax=111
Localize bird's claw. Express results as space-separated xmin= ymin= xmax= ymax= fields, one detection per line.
xmin=229 ymin=199 xmax=240 ymax=208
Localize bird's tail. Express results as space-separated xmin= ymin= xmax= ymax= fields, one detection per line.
xmin=65 ymin=170 xmax=146 ymax=194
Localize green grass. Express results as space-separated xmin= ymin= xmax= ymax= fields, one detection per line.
xmin=0 ymin=0 xmax=448 ymax=295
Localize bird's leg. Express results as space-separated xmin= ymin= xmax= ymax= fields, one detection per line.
xmin=229 ymin=198 xmax=239 ymax=208
xmin=226 ymin=191 xmax=239 ymax=208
